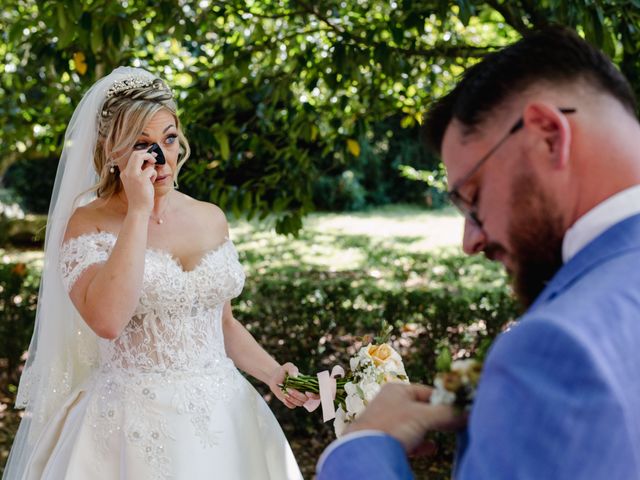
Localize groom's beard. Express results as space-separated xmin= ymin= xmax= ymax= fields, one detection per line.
xmin=507 ymin=172 xmax=564 ymax=309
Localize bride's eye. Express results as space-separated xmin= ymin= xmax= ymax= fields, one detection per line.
xmin=134 ymin=141 xmax=149 ymax=150
xmin=165 ymin=134 xmax=178 ymax=145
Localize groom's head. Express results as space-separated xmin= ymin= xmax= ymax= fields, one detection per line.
xmin=424 ymin=26 xmax=638 ymax=307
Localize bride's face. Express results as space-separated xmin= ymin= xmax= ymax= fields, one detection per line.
xmin=130 ymin=109 xmax=180 ymax=195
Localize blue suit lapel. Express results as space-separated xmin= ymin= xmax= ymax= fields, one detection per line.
xmin=529 ymin=212 xmax=640 ymax=313
xmin=454 ymin=213 xmax=640 ymax=477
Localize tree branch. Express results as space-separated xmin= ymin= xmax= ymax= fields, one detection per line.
xmin=520 ymin=0 xmax=550 ymax=29
xmin=485 ymin=0 xmax=530 ymax=35
xmin=299 ymin=0 xmax=496 ymax=59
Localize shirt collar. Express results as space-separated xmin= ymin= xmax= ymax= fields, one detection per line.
xmin=562 ymin=185 xmax=640 ymax=263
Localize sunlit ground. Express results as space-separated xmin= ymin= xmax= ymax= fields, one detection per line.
xmin=1 ymin=206 xmax=470 ymax=333
xmin=2 ymin=206 xmax=464 ymax=269
xmin=231 ymin=205 xmax=464 ymax=272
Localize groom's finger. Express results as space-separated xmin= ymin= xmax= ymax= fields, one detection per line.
xmin=408 ymin=440 xmax=437 ymax=458
xmin=412 ymin=403 xmax=467 ymax=432
xmin=409 ymin=383 xmax=434 ymax=402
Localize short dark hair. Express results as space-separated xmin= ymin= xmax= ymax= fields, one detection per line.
xmin=423 ymin=25 xmax=637 ymax=154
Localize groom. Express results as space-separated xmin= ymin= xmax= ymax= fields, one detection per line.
xmin=317 ymin=26 xmax=640 ymax=479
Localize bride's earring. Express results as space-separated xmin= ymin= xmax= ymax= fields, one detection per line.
xmin=109 ymin=162 xmax=116 ymax=174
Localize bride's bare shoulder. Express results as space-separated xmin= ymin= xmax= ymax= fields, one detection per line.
xmin=177 ymin=193 xmax=228 ymax=234
xmin=63 ymin=198 xmax=112 ymax=243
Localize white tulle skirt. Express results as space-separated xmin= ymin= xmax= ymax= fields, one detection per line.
xmin=19 ymin=368 xmax=303 ymax=480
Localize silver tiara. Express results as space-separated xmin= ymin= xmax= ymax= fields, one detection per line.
xmin=101 ymin=75 xmax=171 ymax=116
xmin=105 ymin=75 xmax=170 ymax=99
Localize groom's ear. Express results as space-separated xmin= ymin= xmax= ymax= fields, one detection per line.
xmin=522 ymin=102 xmax=572 ymax=171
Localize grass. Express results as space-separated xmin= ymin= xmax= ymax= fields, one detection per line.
xmin=2 ymin=205 xmax=464 ymax=266
xmin=232 ymin=205 xmax=464 ymax=271
xmin=2 ymin=205 xmax=465 ymax=278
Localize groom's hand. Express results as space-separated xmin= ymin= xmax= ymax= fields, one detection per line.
xmin=344 ymin=383 xmax=466 ymax=452
xmin=268 ymin=362 xmax=312 ymax=409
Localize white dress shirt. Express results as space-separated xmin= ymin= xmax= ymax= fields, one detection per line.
xmin=562 ymin=185 xmax=640 ymax=263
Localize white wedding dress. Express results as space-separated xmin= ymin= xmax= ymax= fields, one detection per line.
xmin=21 ymin=231 xmax=303 ymax=479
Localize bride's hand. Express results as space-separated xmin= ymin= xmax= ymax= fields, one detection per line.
xmin=268 ymin=363 xmax=310 ymax=409
xmin=118 ymin=149 xmax=158 ymax=215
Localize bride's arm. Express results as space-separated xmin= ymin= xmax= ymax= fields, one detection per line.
xmin=222 ymin=301 xmax=308 ymax=409
xmin=65 ymin=210 xmax=149 ymax=339
xmin=65 ymin=151 xmax=157 ymax=339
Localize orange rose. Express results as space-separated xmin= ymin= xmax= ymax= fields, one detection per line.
xmin=368 ymin=344 xmax=393 ymax=367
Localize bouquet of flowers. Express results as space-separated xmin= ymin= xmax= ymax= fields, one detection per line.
xmin=429 ymin=345 xmax=485 ymax=412
xmin=281 ymin=342 xmax=409 ymax=437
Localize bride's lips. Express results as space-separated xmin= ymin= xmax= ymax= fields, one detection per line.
xmin=154 ymin=173 xmax=171 ymax=184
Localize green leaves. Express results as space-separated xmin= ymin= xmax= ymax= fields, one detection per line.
xmin=213 ymin=131 xmax=231 ymax=161
xmin=4 ymin=0 xmax=640 ymax=234
xmin=457 ymin=0 xmax=474 ymax=26
xmin=56 ymin=3 xmax=68 ymax=32
xmin=435 ymin=346 xmax=453 ymax=372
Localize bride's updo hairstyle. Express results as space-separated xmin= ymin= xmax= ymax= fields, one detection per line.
xmin=93 ymin=75 xmax=191 ymax=198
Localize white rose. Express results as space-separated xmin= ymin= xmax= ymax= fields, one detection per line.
xmin=350 ymin=356 xmax=360 ymax=371
xmin=430 ymin=387 xmax=456 ymax=406
xmin=430 ymin=378 xmax=456 ymax=406
xmin=359 ymin=345 xmax=371 ymax=357
xmin=382 ymin=371 xmax=409 ymax=384
xmin=360 ymin=369 xmax=377 ymax=384
xmin=357 ymin=356 xmax=372 ymax=372
xmin=344 ymin=381 xmax=359 ymax=396
xmin=360 ymin=380 xmax=381 ymax=401
xmin=333 ymin=407 xmax=348 ymax=437
xmin=358 ymin=347 xmax=372 ymax=363
xmin=345 ymin=392 xmax=366 ymax=416
xmin=389 ymin=348 xmax=403 ymax=363
xmin=382 ymin=360 xmax=406 ymax=376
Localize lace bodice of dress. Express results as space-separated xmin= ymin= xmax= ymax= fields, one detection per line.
xmin=59 ymin=231 xmax=245 ymax=373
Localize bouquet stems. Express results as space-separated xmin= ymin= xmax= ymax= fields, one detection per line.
xmin=280 ymin=373 xmax=350 ymax=406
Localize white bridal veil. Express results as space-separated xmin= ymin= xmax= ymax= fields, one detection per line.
xmin=3 ymin=67 xmax=157 ymax=480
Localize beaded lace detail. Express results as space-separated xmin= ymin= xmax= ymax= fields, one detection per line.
xmin=59 ymin=231 xmax=246 ymax=477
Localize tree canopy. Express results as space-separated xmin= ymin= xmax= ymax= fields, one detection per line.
xmin=2 ymin=0 xmax=639 ymax=232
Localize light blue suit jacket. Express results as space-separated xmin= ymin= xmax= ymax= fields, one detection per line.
xmin=318 ymin=214 xmax=640 ymax=479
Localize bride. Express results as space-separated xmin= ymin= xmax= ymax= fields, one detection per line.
xmin=3 ymin=67 xmax=308 ymax=479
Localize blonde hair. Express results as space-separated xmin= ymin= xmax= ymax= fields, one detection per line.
xmin=92 ymin=77 xmax=190 ymax=198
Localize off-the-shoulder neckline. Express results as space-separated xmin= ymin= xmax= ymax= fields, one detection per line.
xmin=62 ymin=231 xmax=233 ymax=274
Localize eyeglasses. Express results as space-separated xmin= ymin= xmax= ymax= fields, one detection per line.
xmin=447 ymin=108 xmax=576 ymax=228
